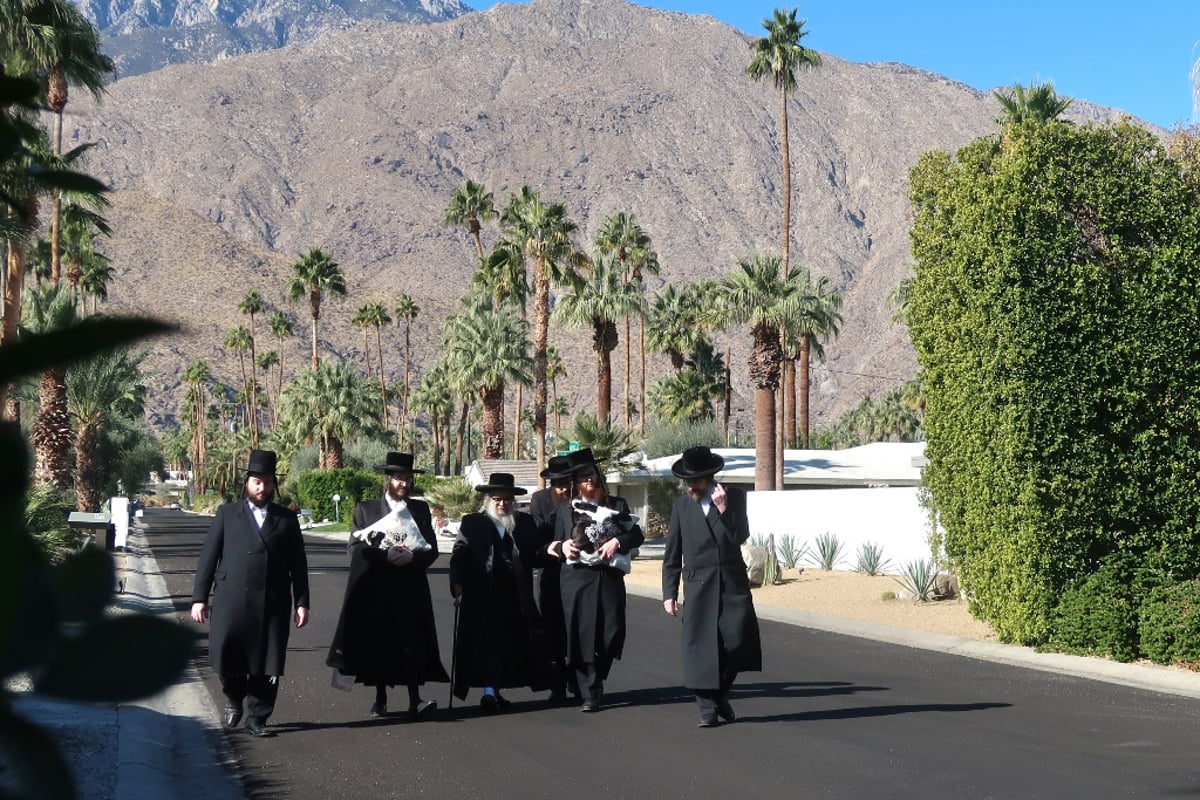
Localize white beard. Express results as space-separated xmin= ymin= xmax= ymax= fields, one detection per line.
xmin=486 ymin=505 xmax=516 ymax=533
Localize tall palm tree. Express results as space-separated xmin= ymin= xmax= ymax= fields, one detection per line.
xmin=546 ymin=345 xmax=567 ymax=434
xmin=444 ymin=178 xmax=497 ymax=264
xmin=645 ymin=284 xmax=709 ymax=372
xmin=351 ymin=304 xmax=375 ymax=377
xmin=553 ymin=254 xmax=643 ymax=423
xmin=747 ymin=7 xmax=820 ymax=277
xmin=499 ymin=186 xmax=580 ymax=481
xmin=277 ymin=361 xmax=380 ymax=470
xmin=223 ymin=325 xmax=252 ymax=435
xmin=994 ymin=81 xmax=1073 ymax=125
xmin=781 ymin=269 xmax=842 ymax=448
xmin=256 ymin=350 xmax=280 ymax=428
xmin=715 ymin=254 xmax=802 ymax=490
xmin=237 ymin=289 xmax=265 ymax=445
xmin=285 ymin=247 xmax=346 ymax=369
xmin=59 ymin=198 xmax=110 ymax=296
xmin=443 ymin=298 xmax=532 ymax=458
xmin=413 ymin=362 xmax=454 ymax=475
xmin=67 ymin=346 xmax=147 ymax=511
xmin=394 ymin=294 xmax=419 ymax=443
xmin=24 ymin=285 xmax=77 ymax=489
xmin=361 ymin=301 xmax=392 ymax=428
xmin=182 ymin=359 xmax=211 ymax=491
xmin=78 ymin=252 xmax=113 ymax=313
xmin=268 ymin=310 xmax=295 ymax=426
xmin=594 ymin=211 xmax=659 ymax=430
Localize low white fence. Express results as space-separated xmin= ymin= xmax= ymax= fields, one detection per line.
xmin=746 ymin=487 xmax=933 ymax=574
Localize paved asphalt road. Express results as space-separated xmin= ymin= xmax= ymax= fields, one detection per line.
xmin=144 ymin=508 xmax=1200 ymax=799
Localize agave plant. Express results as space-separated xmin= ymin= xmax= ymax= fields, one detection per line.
xmin=809 ymin=531 xmax=846 ymax=571
xmin=895 ymin=559 xmax=939 ymax=602
xmin=776 ymin=534 xmax=807 ymax=569
xmin=854 ymin=541 xmax=892 ymax=576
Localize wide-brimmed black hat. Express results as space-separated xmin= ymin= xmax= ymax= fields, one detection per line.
xmin=474 ymin=472 xmax=528 ymax=496
xmin=375 ymin=452 xmax=425 ymax=474
xmin=540 ymin=455 xmax=574 ymax=479
xmin=245 ymin=449 xmax=278 ymax=476
xmin=567 ymin=448 xmax=597 ymax=473
xmin=671 ymin=445 xmax=725 ymax=479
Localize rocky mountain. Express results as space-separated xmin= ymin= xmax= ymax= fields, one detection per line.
xmin=63 ymin=0 xmax=1141 ymax=434
xmin=76 ymin=0 xmax=471 ymax=77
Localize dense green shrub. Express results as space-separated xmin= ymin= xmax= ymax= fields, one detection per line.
xmin=1138 ymin=580 xmax=1200 ymax=668
xmin=642 ymin=420 xmax=724 ymax=459
xmin=1044 ymin=559 xmax=1139 ymax=662
xmin=908 ymin=119 xmax=1200 ymax=643
xmin=297 ymin=468 xmax=380 ymax=525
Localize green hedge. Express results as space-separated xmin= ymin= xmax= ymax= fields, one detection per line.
xmin=297 ymin=468 xmax=381 ymax=526
xmin=1138 ymin=580 xmax=1200 ymax=668
xmin=1044 ymin=559 xmax=1139 ymax=662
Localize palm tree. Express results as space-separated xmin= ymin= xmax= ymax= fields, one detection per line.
xmin=182 ymin=359 xmax=211 ymax=491
xmin=443 ymin=298 xmax=532 ymax=458
xmin=413 ymin=362 xmax=454 ymax=475
xmin=67 ymin=346 xmax=147 ymax=511
xmin=994 ymin=81 xmax=1072 ymax=125
xmin=716 ymin=254 xmax=802 ymax=490
xmin=498 ymin=186 xmax=581 ymax=481
xmin=645 ymin=284 xmax=709 ymax=372
xmin=553 ymin=254 xmax=643 ymax=423
xmin=223 ymin=325 xmax=252 ymax=435
xmin=747 ymin=7 xmax=821 ymax=277
xmin=546 ymin=345 xmax=567 ymax=434
xmin=362 ymin=301 xmax=392 ymax=428
xmin=59 ymin=198 xmax=110 ymax=296
xmin=781 ymin=269 xmax=842 ymax=448
xmin=394 ymin=295 xmax=419 ymax=443
xmin=594 ymin=212 xmax=659 ymax=430
xmin=268 ymin=310 xmax=295 ymax=426
xmin=78 ymin=252 xmax=113 ymax=313
xmin=256 ymin=350 xmax=280 ymax=427
xmin=286 ymin=247 xmax=346 ymax=369
xmin=277 ymin=361 xmax=381 ymax=470
xmin=24 ymin=285 xmax=77 ymax=489
xmin=444 ymin=178 xmax=497 ymax=264
xmin=237 ymin=289 xmax=265 ymax=445
xmin=351 ymin=304 xmax=375 ymax=377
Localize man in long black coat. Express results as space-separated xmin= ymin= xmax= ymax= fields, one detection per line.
xmin=545 ymin=449 xmax=643 ymax=712
xmin=327 ymin=452 xmax=448 ymax=720
xmin=449 ymin=473 xmax=550 ymax=712
xmin=528 ymin=454 xmax=574 ymax=700
xmin=192 ymin=449 xmax=310 ymax=738
xmin=662 ymin=445 xmax=762 ymax=727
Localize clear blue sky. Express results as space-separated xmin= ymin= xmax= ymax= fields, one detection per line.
xmin=472 ymin=1 xmax=1200 ymax=130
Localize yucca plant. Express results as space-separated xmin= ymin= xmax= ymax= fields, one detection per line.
xmin=896 ymin=559 xmax=939 ymax=602
xmin=808 ymin=531 xmax=846 ymax=571
xmin=777 ymin=534 xmax=806 ymax=569
xmin=762 ymin=533 xmax=781 ymax=585
xmin=854 ymin=541 xmax=892 ymax=576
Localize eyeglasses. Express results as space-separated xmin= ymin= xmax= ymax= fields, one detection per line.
xmin=490 ymin=496 xmax=514 ymax=504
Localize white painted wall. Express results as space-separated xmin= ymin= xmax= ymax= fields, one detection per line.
xmin=746 ymin=487 xmax=934 ymax=574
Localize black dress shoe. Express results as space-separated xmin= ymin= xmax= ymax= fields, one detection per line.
xmin=368 ymin=701 xmax=387 ymax=717
xmin=222 ymin=705 xmax=243 ymax=729
xmin=697 ymin=715 xmax=721 ymax=728
xmin=244 ymin=718 xmax=273 ymax=738
xmin=716 ymin=697 xmax=736 ymax=722
xmin=548 ymin=688 xmax=567 ymax=703
xmin=407 ymin=699 xmax=437 ymax=722
xmin=580 ymin=699 xmax=599 ymax=713
xmin=495 ymin=693 xmax=512 ymax=708
xmin=480 ymin=694 xmax=500 ymax=714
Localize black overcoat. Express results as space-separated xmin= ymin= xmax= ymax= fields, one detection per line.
xmin=553 ymin=495 xmax=644 ymax=670
xmin=662 ymin=488 xmax=762 ymax=689
xmin=326 ymin=498 xmax=449 ymax=686
xmin=192 ymin=500 xmax=310 ymax=677
xmin=448 ymin=512 xmax=552 ymax=700
xmin=528 ymin=487 xmax=567 ymax=655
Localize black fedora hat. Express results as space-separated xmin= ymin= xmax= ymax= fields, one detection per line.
xmin=375 ymin=452 xmax=425 ymax=474
xmin=567 ymin=448 xmax=597 ymax=473
xmin=671 ymin=446 xmax=725 ymax=479
xmin=540 ymin=455 xmax=574 ymax=479
xmin=474 ymin=472 xmax=528 ymax=496
xmin=245 ymin=449 xmax=278 ymax=476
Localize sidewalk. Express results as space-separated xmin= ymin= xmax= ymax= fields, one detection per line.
xmin=8 ymin=523 xmax=245 ymax=800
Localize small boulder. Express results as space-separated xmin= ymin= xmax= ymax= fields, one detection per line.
xmin=742 ymin=545 xmax=767 ymax=587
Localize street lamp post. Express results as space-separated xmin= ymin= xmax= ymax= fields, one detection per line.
xmin=332 ymin=493 xmax=341 ymax=522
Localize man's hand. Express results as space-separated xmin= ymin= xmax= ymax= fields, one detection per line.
xmin=387 ymin=545 xmax=414 ymax=566
xmin=711 ymin=482 xmax=728 ymax=515
xmin=562 ymin=539 xmax=581 ymax=560
xmin=190 ymin=602 xmax=208 ymax=624
xmin=598 ymin=538 xmax=620 ymax=560
xmin=295 ymin=606 xmax=309 ymax=628
xmin=663 ymin=599 xmax=678 ymax=617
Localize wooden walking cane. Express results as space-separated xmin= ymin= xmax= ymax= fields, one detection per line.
xmin=449 ymin=595 xmax=461 ymax=709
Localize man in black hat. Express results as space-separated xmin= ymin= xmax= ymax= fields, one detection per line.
xmin=547 ymin=449 xmax=644 ymax=712
xmin=327 ymin=452 xmax=448 ymax=720
xmin=662 ymin=445 xmax=762 ymax=727
xmin=192 ymin=449 xmax=310 ymax=738
xmin=449 ymin=473 xmax=551 ymax=712
xmin=528 ymin=454 xmax=574 ymax=701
